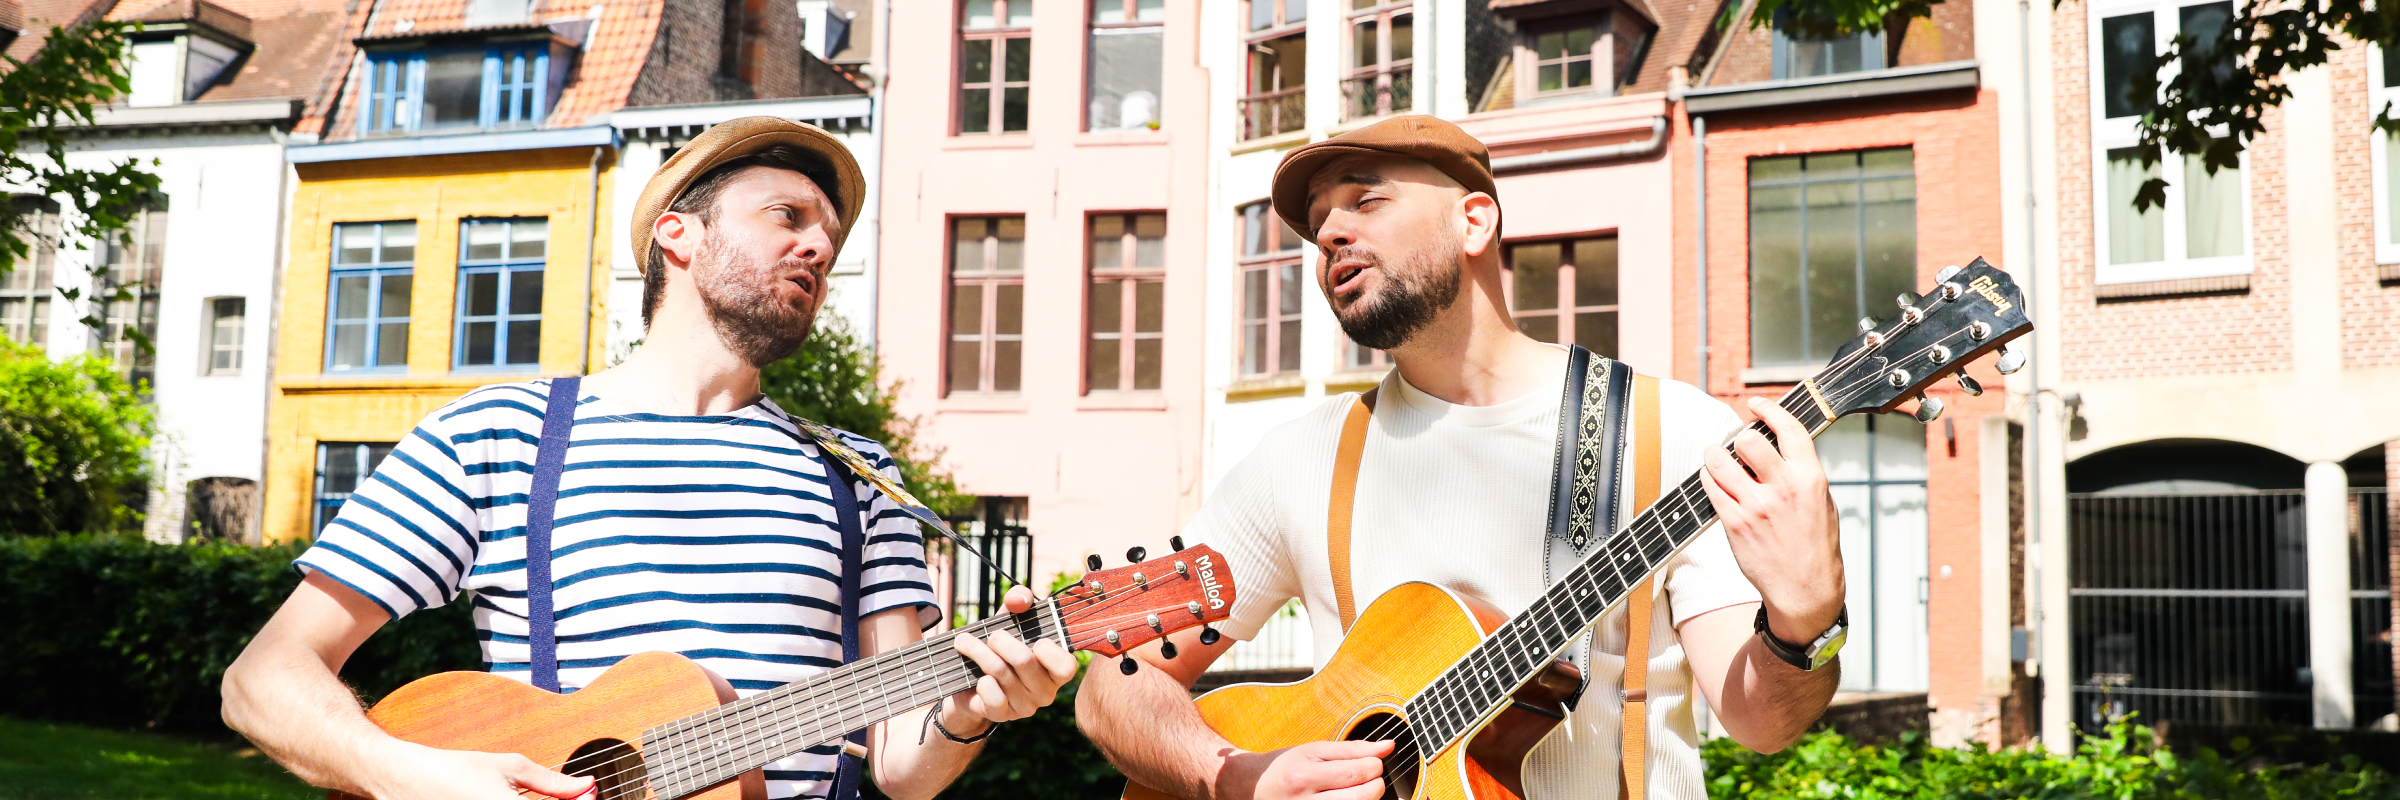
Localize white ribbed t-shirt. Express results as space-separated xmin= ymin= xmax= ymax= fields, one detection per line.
xmin=1186 ymin=364 xmax=1760 ymax=800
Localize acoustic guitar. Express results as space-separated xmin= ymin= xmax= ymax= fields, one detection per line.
xmin=1123 ymin=259 xmax=2033 ymax=800
xmin=341 ymin=543 xmax=1238 ymax=800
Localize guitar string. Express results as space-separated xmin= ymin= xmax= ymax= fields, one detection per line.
xmin=1339 ymin=323 xmax=1982 ymax=785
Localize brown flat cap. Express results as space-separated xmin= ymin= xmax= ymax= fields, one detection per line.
xmin=1271 ymin=115 xmax=1499 ymax=245
xmin=630 ymin=116 xmax=867 ymax=274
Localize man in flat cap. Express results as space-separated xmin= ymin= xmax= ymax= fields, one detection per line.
xmin=1078 ymin=115 xmax=1847 ymax=800
xmin=223 ymin=118 xmax=1074 ymax=800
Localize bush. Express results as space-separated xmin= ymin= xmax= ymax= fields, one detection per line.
xmin=0 ymin=535 xmax=476 ymax=735
xmin=0 ymin=340 xmax=155 ymax=536
xmin=1704 ymin=719 xmax=2400 ymax=800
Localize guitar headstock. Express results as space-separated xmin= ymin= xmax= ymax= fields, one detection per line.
xmin=1052 ymin=542 xmax=1237 ymax=659
xmin=1812 ymin=258 xmax=2033 ymax=420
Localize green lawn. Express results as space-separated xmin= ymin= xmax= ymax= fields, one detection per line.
xmin=0 ymin=716 xmax=317 ymax=800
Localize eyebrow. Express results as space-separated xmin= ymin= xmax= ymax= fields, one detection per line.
xmin=1309 ymin=172 xmax=1392 ymax=209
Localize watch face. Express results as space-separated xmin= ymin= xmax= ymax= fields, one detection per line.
xmin=1808 ymin=628 xmax=1848 ymax=671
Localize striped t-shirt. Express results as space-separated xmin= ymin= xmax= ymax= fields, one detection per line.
xmin=296 ymin=379 xmax=939 ymax=800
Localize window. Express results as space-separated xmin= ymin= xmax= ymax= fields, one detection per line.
xmin=359 ymin=44 xmax=553 ymax=135
xmin=1087 ymin=213 xmax=1166 ymax=392
xmin=949 ymin=217 xmax=1026 ymax=394
xmin=1507 ymin=236 xmax=1619 ymax=357
xmin=327 ymin=222 xmax=416 ymax=372
xmin=314 ymin=442 xmax=395 ymax=536
xmin=1341 ymin=339 xmax=1390 ymax=372
xmin=960 ymin=0 xmax=1034 ymax=134
xmin=2371 ymin=44 xmax=2400 ymax=268
xmin=206 ymin=297 xmax=245 ymax=375
xmin=2089 ymin=0 xmax=2247 ymax=285
xmin=1820 ymin=414 xmax=1929 ymax=692
xmin=1238 ymin=200 xmax=1304 ymax=378
xmin=1344 ymin=0 xmax=1413 ymax=121
xmin=1748 ymin=148 xmax=1916 ymax=367
xmin=1770 ymin=10 xmax=1885 ymax=79
xmin=1089 ymin=0 xmax=1165 ymax=131
xmin=1243 ymin=0 xmax=1307 ymax=139
xmin=95 ymin=202 xmax=167 ymax=387
xmin=125 ymin=32 xmax=241 ymax=106
xmin=1515 ymin=17 xmax=1609 ymax=100
xmin=3 ymin=197 xmax=58 ymax=348
xmin=455 ymin=219 xmax=547 ymax=370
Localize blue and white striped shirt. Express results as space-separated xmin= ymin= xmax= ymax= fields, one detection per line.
xmin=296 ymin=379 xmax=939 ymax=800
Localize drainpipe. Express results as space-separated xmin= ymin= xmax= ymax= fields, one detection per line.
xmin=1693 ymin=115 xmax=1708 ymax=390
xmin=866 ymin=0 xmax=895 ymax=353
xmin=1489 ymin=116 xmax=1669 ymax=173
xmin=584 ymin=144 xmax=602 ymax=374
xmin=2018 ymin=0 xmax=2068 ymax=752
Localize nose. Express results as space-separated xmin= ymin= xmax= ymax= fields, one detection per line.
xmin=1314 ymin=211 xmax=1355 ymax=249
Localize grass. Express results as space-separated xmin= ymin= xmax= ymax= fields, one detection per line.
xmin=0 ymin=716 xmax=316 ymax=800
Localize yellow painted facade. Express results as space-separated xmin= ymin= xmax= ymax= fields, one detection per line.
xmin=264 ymin=147 xmax=617 ymax=544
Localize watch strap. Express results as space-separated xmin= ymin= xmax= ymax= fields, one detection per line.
xmin=1754 ymin=605 xmax=1843 ymax=671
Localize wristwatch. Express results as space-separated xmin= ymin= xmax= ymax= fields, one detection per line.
xmin=1754 ymin=605 xmax=1847 ymax=672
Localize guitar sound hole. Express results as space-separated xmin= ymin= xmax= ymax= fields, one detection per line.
xmin=1343 ymin=712 xmax=1420 ymax=800
xmin=566 ymin=738 xmax=650 ymax=800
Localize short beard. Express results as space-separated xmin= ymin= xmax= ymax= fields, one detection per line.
xmin=1330 ymin=243 xmax=1464 ymax=351
xmin=695 ymin=232 xmax=817 ymax=368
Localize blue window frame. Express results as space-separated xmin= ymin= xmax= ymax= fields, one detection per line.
xmin=314 ymin=441 xmax=394 ymax=537
xmin=326 ymin=221 xmax=415 ymax=372
xmin=454 ymin=218 xmax=548 ymax=369
xmin=359 ymin=43 xmax=552 ymax=135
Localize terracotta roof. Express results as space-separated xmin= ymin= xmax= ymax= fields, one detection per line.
xmin=2 ymin=0 xmax=112 ymax=65
xmin=0 ymin=0 xmax=28 ymax=33
xmin=1636 ymin=0 xmax=1735 ymax=94
xmin=313 ymin=0 xmax=665 ymax=139
xmin=2 ymin=0 xmax=351 ymax=120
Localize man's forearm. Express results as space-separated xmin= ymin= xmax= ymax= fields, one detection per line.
xmin=1076 ymin=655 xmax=1244 ymax=800
xmin=221 ymin=642 xmax=397 ymax=794
xmin=1714 ymin=637 xmax=1839 ymax=752
xmin=867 ymin=697 xmax=991 ymax=800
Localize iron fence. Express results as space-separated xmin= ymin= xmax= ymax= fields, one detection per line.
xmin=2356 ymin=488 xmax=2394 ymax=724
xmin=928 ymin=524 xmax=1034 ymax=625
xmin=2068 ymin=491 xmax=2312 ymax=730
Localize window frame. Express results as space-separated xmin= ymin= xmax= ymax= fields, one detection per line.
xmin=1768 ymin=11 xmax=1886 ymax=80
xmin=1343 ymin=0 xmax=1415 ymax=122
xmin=94 ymin=202 xmax=168 ymax=387
xmin=1236 ymin=200 xmax=1305 ymax=379
xmin=1501 ymin=233 xmax=1621 ymax=358
xmin=2085 ymin=0 xmax=2253 ymax=286
xmin=1514 ymin=14 xmax=1611 ymax=102
xmin=2371 ymin=44 xmax=2400 ymax=266
xmin=958 ymin=0 xmax=1035 ymax=136
xmin=453 ymin=218 xmax=549 ymax=371
xmin=325 ymin=221 xmax=416 ymax=374
xmin=358 ymin=43 xmax=553 ymax=137
xmin=1084 ymin=211 xmax=1168 ymax=393
xmin=1086 ymin=0 xmax=1167 ymax=132
xmin=1822 ymin=413 xmax=1931 ymax=692
xmin=1746 ymin=148 xmax=1918 ymax=368
xmin=1242 ymin=0 xmax=1308 ymax=140
xmin=313 ymin=441 xmax=395 ymax=536
xmin=945 ymin=215 xmax=1028 ymax=395
xmin=205 ymin=296 xmax=245 ymax=376
xmin=2 ymin=197 xmax=59 ymax=349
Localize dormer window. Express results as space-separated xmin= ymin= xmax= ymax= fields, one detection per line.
xmin=360 ymin=41 xmax=558 ymax=135
xmin=1770 ymin=9 xmax=1885 ymax=79
xmin=1480 ymin=0 xmax=1655 ymax=111
xmin=121 ymin=0 xmax=254 ymax=106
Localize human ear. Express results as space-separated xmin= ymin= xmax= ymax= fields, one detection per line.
xmin=655 ymin=211 xmax=700 ymax=271
xmin=1458 ymin=192 xmax=1501 ymax=258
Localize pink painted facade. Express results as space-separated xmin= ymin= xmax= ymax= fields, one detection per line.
xmin=876 ymin=0 xmax=1213 ymax=587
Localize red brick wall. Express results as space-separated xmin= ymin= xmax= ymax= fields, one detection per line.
xmin=2052 ymin=0 xmax=2293 ymax=382
xmin=2332 ymin=44 xmax=2400 ymax=367
xmin=1688 ymin=88 xmax=2008 ymax=717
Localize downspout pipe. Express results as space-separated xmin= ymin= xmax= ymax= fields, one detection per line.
xmin=1693 ymin=114 xmax=1708 ymax=389
xmin=583 ymin=143 xmax=603 ymax=374
xmin=1490 ymin=116 xmax=1670 ymax=173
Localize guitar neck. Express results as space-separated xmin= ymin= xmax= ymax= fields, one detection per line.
xmin=638 ymin=602 xmax=1063 ymax=799
xmin=1402 ymin=381 xmax=1839 ymax=753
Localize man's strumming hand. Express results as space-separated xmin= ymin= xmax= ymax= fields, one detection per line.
xmin=1698 ymin=396 xmax=1847 ymax=648
xmin=1217 ymin=740 xmax=1392 ymax=800
xmin=358 ymin=740 xmax=595 ymax=800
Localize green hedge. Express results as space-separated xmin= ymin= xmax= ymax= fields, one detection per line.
xmin=1704 ymin=719 xmax=2400 ymax=800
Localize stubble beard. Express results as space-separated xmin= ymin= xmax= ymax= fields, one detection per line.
xmin=695 ymin=231 xmax=819 ymax=368
xmin=1329 ymin=241 xmax=1465 ymax=351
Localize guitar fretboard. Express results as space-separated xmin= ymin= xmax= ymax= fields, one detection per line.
xmin=1400 ymin=382 xmax=1836 ymax=752
xmin=637 ymin=605 xmax=1062 ymax=799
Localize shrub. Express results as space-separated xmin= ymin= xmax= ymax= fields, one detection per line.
xmin=758 ymin=315 xmax=970 ymax=517
xmin=0 ymin=340 xmax=155 ymax=536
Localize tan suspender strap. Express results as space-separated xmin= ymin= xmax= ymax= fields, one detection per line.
xmin=1620 ymin=374 xmax=1662 ymax=800
xmin=1328 ymin=389 xmax=1378 ymax=633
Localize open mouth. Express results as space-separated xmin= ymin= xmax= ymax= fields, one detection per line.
xmin=784 ymin=271 xmax=818 ymax=304
xmin=1329 ymin=261 xmax=1372 ymax=296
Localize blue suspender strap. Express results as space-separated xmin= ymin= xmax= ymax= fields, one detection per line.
xmin=822 ymin=449 xmax=869 ymax=800
xmin=524 ymin=376 xmax=580 ymax=694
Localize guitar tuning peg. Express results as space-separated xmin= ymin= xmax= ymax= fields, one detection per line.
xmin=1897 ymin=291 xmax=1922 ymax=308
xmin=1086 ymin=554 xmax=1103 ymax=572
xmin=1995 ymin=347 xmax=2027 ymax=375
xmin=1119 ymin=657 xmax=1139 ymax=675
xmin=1160 ymin=640 xmax=1179 ymax=659
xmin=1198 ymin=625 xmax=1222 ymax=646
xmin=1125 ymin=546 xmax=1148 ymax=563
xmin=1955 ymin=373 xmax=1984 ymax=396
xmin=1169 ymin=535 xmax=1186 ymax=552
xmin=1913 ymin=394 xmax=1945 ymax=423
xmin=1936 ymin=264 xmax=1963 ymax=282
xmin=1858 ymin=316 xmax=1879 ymax=334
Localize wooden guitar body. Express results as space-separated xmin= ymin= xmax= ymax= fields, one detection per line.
xmin=333 ymin=651 xmax=767 ymax=800
xmin=1126 ymin=583 xmax=1578 ymax=800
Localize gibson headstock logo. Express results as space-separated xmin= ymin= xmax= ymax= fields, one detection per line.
xmin=1967 ymin=275 xmax=2014 ymax=313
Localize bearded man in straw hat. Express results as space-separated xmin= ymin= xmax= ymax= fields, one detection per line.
xmin=223 ymin=118 xmax=1075 ymax=800
xmin=1077 ymin=115 xmax=1848 ymax=800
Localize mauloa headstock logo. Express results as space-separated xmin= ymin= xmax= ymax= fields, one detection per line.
xmin=1197 ymin=555 xmax=1226 ymax=611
